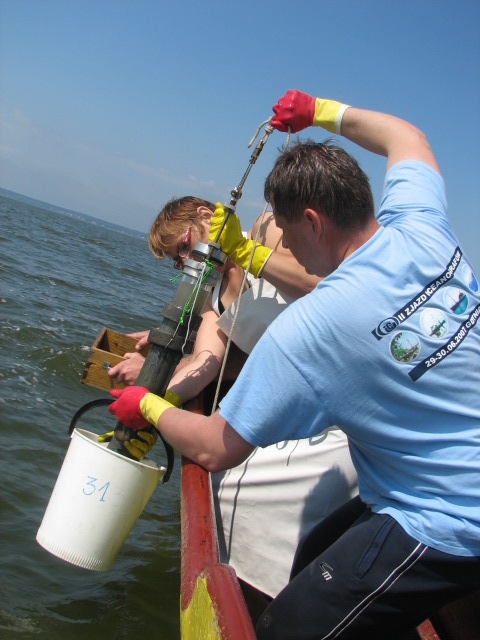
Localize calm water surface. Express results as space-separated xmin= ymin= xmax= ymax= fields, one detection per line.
xmin=0 ymin=194 xmax=182 ymax=639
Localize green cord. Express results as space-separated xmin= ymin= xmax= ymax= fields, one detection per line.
xmin=179 ymin=259 xmax=214 ymax=325
xmin=169 ymin=272 xmax=182 ymax=284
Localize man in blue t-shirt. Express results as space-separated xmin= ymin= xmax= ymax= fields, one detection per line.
xmin=109 ymin=90 xmax=480 ymax=638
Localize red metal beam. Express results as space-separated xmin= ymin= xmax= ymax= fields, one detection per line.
xmin=180 ymin=397 xmax=256 ymax=638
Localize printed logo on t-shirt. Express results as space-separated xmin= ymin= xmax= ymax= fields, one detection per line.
xmin=419 ymin=308 xmax=448 ymax=339
xmin=443 ymin=286 xmax=468 ymax=315
xmin=409 ymin=302 xmax=480 ymax=381
xmin=372 ymin=249 xmax=480 ymax=380
xmin=463 ymin=263 xmax=479 ymax=292
xmin=390 ymin=331 xmax=421 ymax=363
xmin=371 ymin=247 xmax=463 ymax=340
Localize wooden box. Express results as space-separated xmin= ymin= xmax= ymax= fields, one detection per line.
xmin=81 ymin=327 xmax=150 ymax=391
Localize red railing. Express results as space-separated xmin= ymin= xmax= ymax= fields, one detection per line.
xmin=180 ymin=398 xmax=256 ymax=639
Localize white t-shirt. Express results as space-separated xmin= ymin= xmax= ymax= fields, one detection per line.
xmin=216 ymin=277 xmax=295 ymax=354
xmin=211 ymin=260 xmax=357 ymax=597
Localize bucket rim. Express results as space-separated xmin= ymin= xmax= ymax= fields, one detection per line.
xmin=72 ymin=427 xmax=166 ymax=476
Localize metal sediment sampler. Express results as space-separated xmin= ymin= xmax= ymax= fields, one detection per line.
xmin=106 ymin=255 xmax=222 ymax=481
xmin=107 ymin=120 xmax=275 ymax=480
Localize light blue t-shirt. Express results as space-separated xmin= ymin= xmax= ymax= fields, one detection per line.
xmin=219 ymin=160 xmax=480 ymax=557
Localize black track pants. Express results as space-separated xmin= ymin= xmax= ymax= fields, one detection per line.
xmin=256 ymin=497 xmax=480 ymax=639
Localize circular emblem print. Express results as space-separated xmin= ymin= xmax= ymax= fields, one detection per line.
xmin=376 ymin=317 xmax=399 ymax=336
xmin=463 ymin=263 xmax=478 ymax=292
xmin=419 ymin=308 xmax=448 ymax=339
xmin=443 ymin=287 xmax=468 ymax=315
xmin=390 ymin=331 xmax=421 ymax=363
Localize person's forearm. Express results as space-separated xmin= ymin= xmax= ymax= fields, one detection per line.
xmin=156 ymin=407 xmax=253 ymax=472
xmin=340 ymin=107 xmax=439 ymax=172
xmin=168 ymin=351 xmax=222 ymax=404
xmin=260 ymin=252 xmax=320 ymax=298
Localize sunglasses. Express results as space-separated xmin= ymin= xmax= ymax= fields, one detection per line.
xmin=173 ymin=226 xmax=192 ymax=270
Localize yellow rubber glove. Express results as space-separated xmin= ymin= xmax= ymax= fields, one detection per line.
xmin=106 ymin=386 xmax=176 ymax=429
xmin=208 ymin=203 xmax=272 ymax=277
xmin=124 ymin=428 xmax=159 ymax=460
xmin=312 ymin=98 xmax=350 ymax=133
xmin=271 ymin=89 xmax=350 ymax=134
xmin=97 ymin=426 xmax=158 ymax=460
xmin=97 ymin=430 xmax=115 ymax=443
xmin=138 ymin=392 xmax=174 ymax=427
xmin=164 ymin=388 xmax=182 ymax=408
xmin=99 ymin=389 xmax=180 ymax=459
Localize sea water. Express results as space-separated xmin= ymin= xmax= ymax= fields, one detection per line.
xmin=0 ymin=193 xmax=182 ymax=639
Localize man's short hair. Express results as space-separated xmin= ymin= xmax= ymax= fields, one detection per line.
xmin=264 ymin=140 xmax=374 ymax=229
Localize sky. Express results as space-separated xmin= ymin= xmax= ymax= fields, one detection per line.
xmin=1 ymin=0 xmax=479 ymax=273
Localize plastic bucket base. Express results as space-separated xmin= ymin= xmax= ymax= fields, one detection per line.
xmin=36 ymin=428 xmax=165 ymax=571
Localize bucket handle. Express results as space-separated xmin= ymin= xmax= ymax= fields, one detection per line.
xmin=67 ymin=399 xmax=174 ymax=482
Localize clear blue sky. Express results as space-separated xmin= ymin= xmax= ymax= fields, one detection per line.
xmin=1 ymin=0 xmax=479 ymax=273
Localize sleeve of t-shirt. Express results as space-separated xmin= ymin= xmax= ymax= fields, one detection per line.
xmin=377 ymin=160 xmax=447 ymax=228
xmin=218 ymin=329 xmax=330 ymax=448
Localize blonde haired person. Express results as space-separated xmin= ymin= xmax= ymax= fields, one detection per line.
xmin=109 ymin=195 xmax=357 ymax=610
xmin=109 ymin=195 xmax=311 ymax=395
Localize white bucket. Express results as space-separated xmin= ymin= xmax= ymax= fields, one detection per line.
xmin=36 ymin=428 xmax=166 ymax=571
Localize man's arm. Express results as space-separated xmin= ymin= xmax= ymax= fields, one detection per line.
xmin=271 ymin=89 xmax=439 ymax=173
xmin=340 ymin=107 xmax=439 ymax=173
xmin=210 ymin=206 xmax=320 ymax=298
xmin=108 ymin=385 xmax=255 ymax=472
xmin=157 ymin=407 xmax=254 ymax=472
xmin=258 ymin=251 xmax=320 ymax=296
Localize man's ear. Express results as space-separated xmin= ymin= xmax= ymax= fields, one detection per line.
xmin=304 ymin=208 xmax=324 ymax=241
